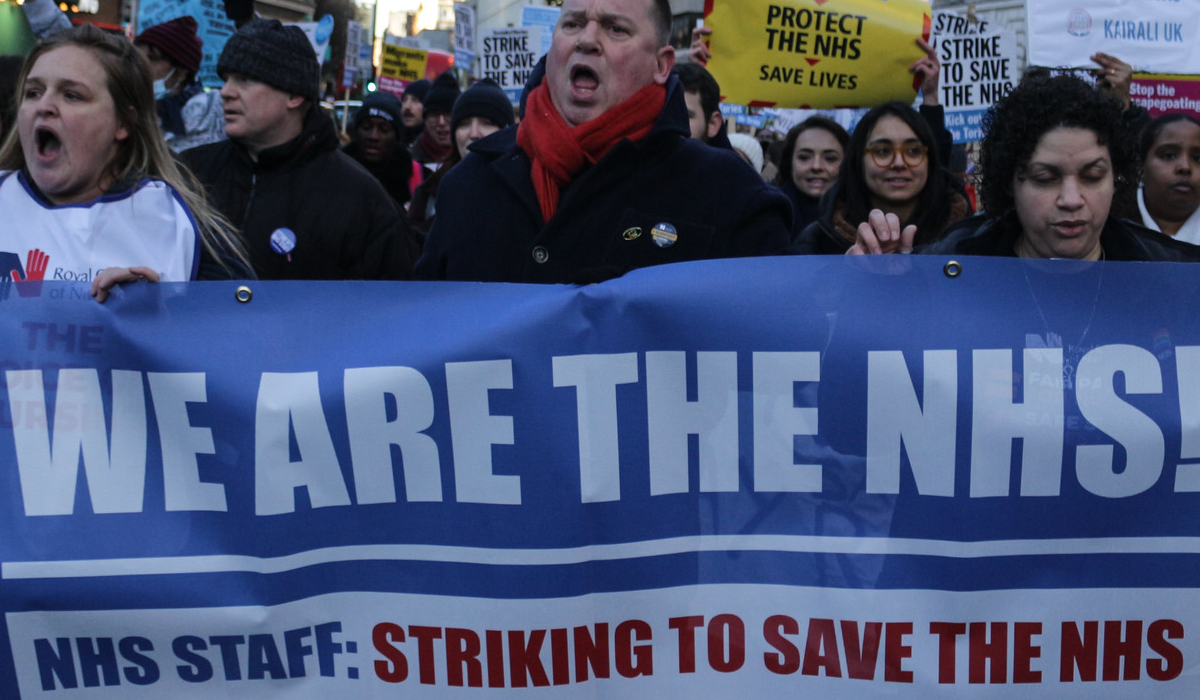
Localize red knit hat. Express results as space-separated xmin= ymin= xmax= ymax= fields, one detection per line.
xmin=136 ymin=16 xmax=203 ymax=75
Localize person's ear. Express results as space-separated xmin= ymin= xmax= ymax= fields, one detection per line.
xmin=116 ymin=106 xmax=135 ymax=142
xmin=706 ymin=111 xmax=722 ymax=140
xmin=654 ymin=45 xmax=675 ymax=85
xmin=287 ymin=94 xmax=307 ymax=111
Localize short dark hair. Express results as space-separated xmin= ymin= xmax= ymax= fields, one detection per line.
xmin=1138 ymin=112 xmax=1200 ymax=163
xmin=774 ymin=116 xmax=849 ymax=187
xmin=978 ymin=72 xmax=1133 ymax=218
xmin=837 ymin=101 xmax=950 ymax=243
xmin=650 ymin=0 xmax=672 ymax=46
xmin=676 ymin=62 xmax=719 ymax=121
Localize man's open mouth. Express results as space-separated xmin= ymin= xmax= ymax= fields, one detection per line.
xmin=571 ymin=66 xmax=599 ymax=91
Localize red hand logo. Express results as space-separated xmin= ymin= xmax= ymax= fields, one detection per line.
xmin=13 ymin=249 xmax=48 ymax=282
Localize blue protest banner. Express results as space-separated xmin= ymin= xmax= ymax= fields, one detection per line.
xmin=2 ymin=256 xmax=1199 ymax=697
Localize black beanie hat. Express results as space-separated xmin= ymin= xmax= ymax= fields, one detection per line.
xmin=403 ymin=79 xmax=431 ymax=102
xmin=451 ymin=79 xmax=515 ymax=135
xmin=422 ymin=70 xmax=461 ymax=115
xmin=218 ymin=18 xmax=319 ymax=102
xmin=354 ymin=91 xmax=403 ymax=130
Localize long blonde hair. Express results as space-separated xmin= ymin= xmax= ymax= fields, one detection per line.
xmin=0 ymin=24 xmax=249 ymax=273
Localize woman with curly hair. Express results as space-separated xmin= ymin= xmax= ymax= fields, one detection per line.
xmin=852 ymin=72 xmax=1200 ymax=261
xmin=0 ymin=24 xmax=252 ymax=300
xmin=796 ymin=101 xmax=972 ymax=254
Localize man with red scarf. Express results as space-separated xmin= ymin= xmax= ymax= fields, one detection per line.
xmin=415 ymin=0 xmax=791 ymax=283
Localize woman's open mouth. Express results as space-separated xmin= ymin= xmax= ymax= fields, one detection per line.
xmin=35 ymin=127 xmax=62 ymax=160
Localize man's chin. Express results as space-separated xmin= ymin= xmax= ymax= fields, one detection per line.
xmin=558 ymin=102 xmax=605 ymax=129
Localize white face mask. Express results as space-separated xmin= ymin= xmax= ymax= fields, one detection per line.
xmin=152 ymin=68 xmax=176 ymax=100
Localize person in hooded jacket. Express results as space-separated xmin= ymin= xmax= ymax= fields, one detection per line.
xmin=181 ymin=19 xmax=420 ymax=279
xmin=414 ymin=0 xmax=791 ymax=284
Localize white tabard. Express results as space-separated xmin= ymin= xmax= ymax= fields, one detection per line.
xmin=0 ymin=170 xmax=200 ymax=284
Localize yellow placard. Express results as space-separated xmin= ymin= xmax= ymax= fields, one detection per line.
xmin=705 ymin=0 xmax=931 ymax=108
xmin=380 ymin=44 xmax=430 ymax=82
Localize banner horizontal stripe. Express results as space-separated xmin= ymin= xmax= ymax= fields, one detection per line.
xmin=7 ymin=534 xmax=1200 ymax=580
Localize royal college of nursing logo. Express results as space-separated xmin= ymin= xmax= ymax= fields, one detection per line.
xmin=1067 ymin=8 xmax=1093 ymax=37
xmin=0 ymin=249 xmax=48 ymax=299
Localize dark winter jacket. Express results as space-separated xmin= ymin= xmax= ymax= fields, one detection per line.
xmin=919 ymin=213 xmax=1200 ymax=262
xmin=776 ymin=180 xmax=821 ymax=244
xmin=414 ymin=75 xmax=792 ymax=283
xmin=181 ymin=104 xmax=419 ymax=280
xmin=343 ymin=141 xmax=415 ymax=209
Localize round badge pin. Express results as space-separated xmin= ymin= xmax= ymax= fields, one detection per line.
xmin=650 ymin=222 xmax=678 ymax=249
xmin=270 ymin=228 xmax=297 ymax=261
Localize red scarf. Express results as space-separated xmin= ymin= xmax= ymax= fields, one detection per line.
xmin=517 ymin=81 xmax=666 ymax=222
xmin=415 ymin=127 xmax=451 ymax=164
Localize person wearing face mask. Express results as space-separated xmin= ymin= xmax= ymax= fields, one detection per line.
xmin=409 ymin=78 xmax=514 ymax=236
xmin=19 ymin=0 xmax=225 ymax=153
xmin=133 ymin=16 xmax=227 ymax=152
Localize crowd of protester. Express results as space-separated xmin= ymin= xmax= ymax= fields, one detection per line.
xmin=2 ymin=0 xmax=1200 ymax=302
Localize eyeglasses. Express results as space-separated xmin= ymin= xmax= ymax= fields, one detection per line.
xmin=867 ymin=142 xmax=929 ymax=168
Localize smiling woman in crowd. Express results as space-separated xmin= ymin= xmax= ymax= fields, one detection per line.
xmin=796 ymin=101 xmax=973 ymax=255
xmin=0 ymin=25 xmax=251 ymax=301
xmin=853 ymin=72 xmax=1200 ymax=262
xmin=773 ymin=116 xmax=849 ymax=240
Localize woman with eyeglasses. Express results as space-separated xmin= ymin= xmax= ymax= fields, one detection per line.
xmin=794 ymin=101 xmax=973 ymax=254
xmin=853 ymin=73 xmax=1200 ymax=261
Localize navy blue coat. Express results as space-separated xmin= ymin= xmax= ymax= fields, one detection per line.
xmin=414 ymin=74 xmax=792 ymax=283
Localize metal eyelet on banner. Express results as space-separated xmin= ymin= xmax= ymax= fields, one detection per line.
xmin=236 ymin=286 xmax=253 ymax=303
xmin=943 ymin=260 xmax=962 ymax=278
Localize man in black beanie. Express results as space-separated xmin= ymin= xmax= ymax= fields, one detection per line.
xmin=182 ymin=18 xmax=421 ymax=280
xmin=399 ymin=79 xmax=430 ymax=145
xmin=410 ymin=70 xmax=461 ymax=175
xmin=344 ymin=91 xmax=416 ymax=209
